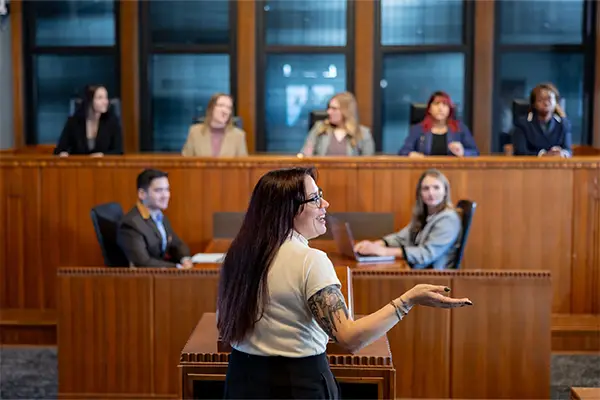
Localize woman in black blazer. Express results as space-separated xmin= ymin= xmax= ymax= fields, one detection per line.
xmin=54 ymin=85 xmax=123 ymax=156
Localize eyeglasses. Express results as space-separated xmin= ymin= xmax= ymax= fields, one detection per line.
xmin=300 ymin=189 xmax=324 ymax=208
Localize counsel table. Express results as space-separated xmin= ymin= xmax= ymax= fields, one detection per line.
xmin=57 ymin=265 xmax=551 ymax=399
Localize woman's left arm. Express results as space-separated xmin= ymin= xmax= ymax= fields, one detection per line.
xmin=402 ymin=213 xmax=461 ymax=269
xmin=559 ymin=118 xmax=573 ymax=157
xmin=359 ymin=127 xmax=375 ymax=156
xmin=459 ymin=123 xmax=480 ymax=156
xmin=105 ymin=117 xmax=124 ymax=155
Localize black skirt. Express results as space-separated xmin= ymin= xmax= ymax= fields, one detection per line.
xmin=223 ymin=348 xmax=341 ymax=399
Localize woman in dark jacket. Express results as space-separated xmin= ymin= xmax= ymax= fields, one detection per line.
xmin=54 ymin=84 xmax=123 ymax=156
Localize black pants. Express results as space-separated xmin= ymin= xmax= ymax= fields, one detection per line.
xmin=223 ymin=348 xmax=341 ymax=399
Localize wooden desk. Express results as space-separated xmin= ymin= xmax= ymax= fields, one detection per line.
xmin=570 ymin=387 xmax=600 ymax=399
xmin=57 ymin=266 xmax=551 ymax=399
xmin=2 ymin=156 xmax=597 ymax=351
xmin=179 ymin=313 xmax=395 ymax=399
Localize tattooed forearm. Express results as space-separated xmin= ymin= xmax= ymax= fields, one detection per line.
xmin=308 ymin=285 xmax=350 ymax=342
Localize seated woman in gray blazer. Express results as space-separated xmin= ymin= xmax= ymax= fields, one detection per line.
xmin=299 ymin=92 xmax=375 ymax=156
xmin=182 ymin=93 xmax=248 ymax=157
xmin=354 ymin=169 xmax=461 ymax=269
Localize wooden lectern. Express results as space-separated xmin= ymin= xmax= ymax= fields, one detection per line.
xmin=179 ymin=267 xmax=395 ymax=399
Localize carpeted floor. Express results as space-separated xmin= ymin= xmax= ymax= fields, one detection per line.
xmin=0 ymin=346 xmax=599 ymax=399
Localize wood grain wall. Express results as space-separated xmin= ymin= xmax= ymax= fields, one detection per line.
xmin=10 ymin=0 xmax=599 ymax=152
xmin=0 ymin=155 xmax=598 ymax=347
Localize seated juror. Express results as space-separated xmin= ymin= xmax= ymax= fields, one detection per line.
xmin=398 ymin=91 xmax=479 ymax=157
xmin=512 ymin=83 xmax=572 ymax=157
xmin=299 ymin=92 xmax=375 ymax=156
xmin=217 ymin=166 xmax=472 ymax=399
xmin=181 ymin=93 xmax=248 ymax=157
xmin=354 ymin=169 xmax=461 ymax=269
xmin=118 ymin=169 xmax=192 ymax=268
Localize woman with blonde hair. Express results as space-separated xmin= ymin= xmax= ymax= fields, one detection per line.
xmin=354 ymin=169 xmax=462 ymax=269
xmin=299 ymin=92 xmax=375 ymax=156
xmin=512 ymin=83 xmax=572 ymax=157
xmin=181 ymin=93 xmax=248 ymax=157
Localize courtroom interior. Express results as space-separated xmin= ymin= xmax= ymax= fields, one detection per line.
xmin=0 ymin=0 xmax=599 ymax=399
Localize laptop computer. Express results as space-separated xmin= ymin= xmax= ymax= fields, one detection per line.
xmin=328 ymin=215 xmax=396 ymax=263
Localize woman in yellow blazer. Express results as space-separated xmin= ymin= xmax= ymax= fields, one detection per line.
xmin=182 ymin=93 xmax=248 ymax=157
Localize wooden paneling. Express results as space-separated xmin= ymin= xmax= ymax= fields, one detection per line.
xmin=57 ymin=267 xmax=551 ymax=400
xmin=354 ymin=0 xmax=374 ymax=129
xmin=472 ymin=0 xmax=495 ymax=154
xmin=236 ymin=0 xmax=256 ymax=152
xmin=119 ymin=0 xmax=140 ymax=153
xmin=10 ymin=0 xmax=25 ymax=148
xmin=0 ymin=156 xmax=598 ymax=321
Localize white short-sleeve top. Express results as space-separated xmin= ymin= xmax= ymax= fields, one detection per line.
xmin=232 ymin=231 xmax=341 ymax=357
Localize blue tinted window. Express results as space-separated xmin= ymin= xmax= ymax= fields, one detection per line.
xmin=151 ymin=54 xmax=230 ymax=152
xmin=34 ymin=0 xmax=115 ymax=47
xmin=35 ymin=55 xmax=117 ymax=145
xmin=265 ymin=54 xmax=346 ymax=153
xmin=498 ymin=0 xmax=584 ymax=45
xmin=497 ymin=52 xmax=585 ymax=145
xmin=381 ymin=0 xmax=463 ymax=45
xmin=149 ymin=1 xmax=229 ymax=45
xmin=264 ymin=0 xmax=347 ymax=46
xmin=381 ymin=53 xmax=465 ymax=154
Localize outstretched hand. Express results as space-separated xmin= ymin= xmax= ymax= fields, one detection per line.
xmin=402 ymin=284 xmax=472 ymax=309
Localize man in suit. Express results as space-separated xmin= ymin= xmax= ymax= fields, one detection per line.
xmin=118 ymin=169 xmax=192 ymax=268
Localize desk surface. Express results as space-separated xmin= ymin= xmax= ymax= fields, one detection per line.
xmin=180 ymin=313 xmax=393 ymax=367
xmin=571 ymin=387 xmax=600 ymax=400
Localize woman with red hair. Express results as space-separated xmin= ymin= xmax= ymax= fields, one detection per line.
xmin=398 ymin=91 xmax=479 ymax=157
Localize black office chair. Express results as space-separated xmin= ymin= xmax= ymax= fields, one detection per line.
xmin=308 ymin=110 xmax=328 ymax=132
xmin=90 ymin=202 xmax=129 ymax=267
xmin=70 ymin=98 xmax=122 ymax=119
xmin=454 ymin=200 xmax=477 ymax=269
xmin=512 ymin=99 xmax=530 ymax=126
xmin=409 ymin=103 xmax=428 ymax=125
xmin=192 ymin=116 xmax=244 ymax=130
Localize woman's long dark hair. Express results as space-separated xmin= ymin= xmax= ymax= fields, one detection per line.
xmin=217 ymin=166 xmax=316 ymax=344
xmin=74 ymin=84 xmax=111 ymax=120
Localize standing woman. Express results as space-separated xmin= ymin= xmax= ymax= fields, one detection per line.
xmin=398 ymin=91 xmax=479 ymax=157
xmin=54 ymin=85 xmax=123 ymax=156
xmin=217 ymin=167 xmax=472 ymax=399
xmin=299 ymin=92 xmax=375 ymax=156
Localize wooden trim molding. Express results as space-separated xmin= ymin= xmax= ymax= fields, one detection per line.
xmin=354 ymin=0 xmax=374 ymax=129
xmin=10 ymin=0 xmax=25 ymax=148
xmin=472 ymin=0 xmax=495 ymax=154
xmin=119 ymin=0 xmax=140 ymax=153
xmin=236 ymin=0 xmax=256 ymax=153
xmin=594 ymin=2 xmax=600 ymax=147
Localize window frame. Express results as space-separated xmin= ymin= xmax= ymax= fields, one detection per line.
xmin=23 ymin=0 xmax=121 ymax=145
xmin=254 ymin=0 xmax=355 ymax=152
xmin=491 ymin=0 xmax=597 ymax=151
xmin=138 ymin=0 xmax=238 ymax=152
xmin=373 ymin=0 xmax=474 ymax=154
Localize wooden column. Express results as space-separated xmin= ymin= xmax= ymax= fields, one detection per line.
xmin=472 ymin=0 xmax=495 ymax=154
xmin=237 ymin=0 xmax=256 ymax=153
xmin=119 ymin=0 xmax=140 ymax=153
xmin=354 ymin=0 xmax=374 ymax=129
xmin=594 ymin=2 xmax=600 ymax=147
xmin=10 ymin=0 xmax=25 ymax=148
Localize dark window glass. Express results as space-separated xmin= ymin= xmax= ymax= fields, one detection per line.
xmin=381 ymin=0 xmax=463 ymax=46
xmin=264 ymin=54 xmax=346 ymax=153
xmin=149 ymin=1 xmax=230 ymax=45
xmin=381 ymin=53 xmax=465 ymax=154
xmin=498 ymin=0 xmax=584 ymax=45
xmin=496 ymin=52 xmax=585 ymax=145
xmin=35 ymin=55 xmax=117 ymax=145
xmin=264 ymin=0 xmax=347 ymax=46
xmin=151 ymin=54 xmax=231 ymax=152
xmin=33 ymin=0 xmax=116 ymax=47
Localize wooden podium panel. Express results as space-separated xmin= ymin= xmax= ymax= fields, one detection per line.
xmin=179 ymin=313 xmax=396 ymax=400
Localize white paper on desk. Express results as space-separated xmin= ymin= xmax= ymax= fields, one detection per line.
xmin=191 ymin=253 xmax=226 ymax=263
